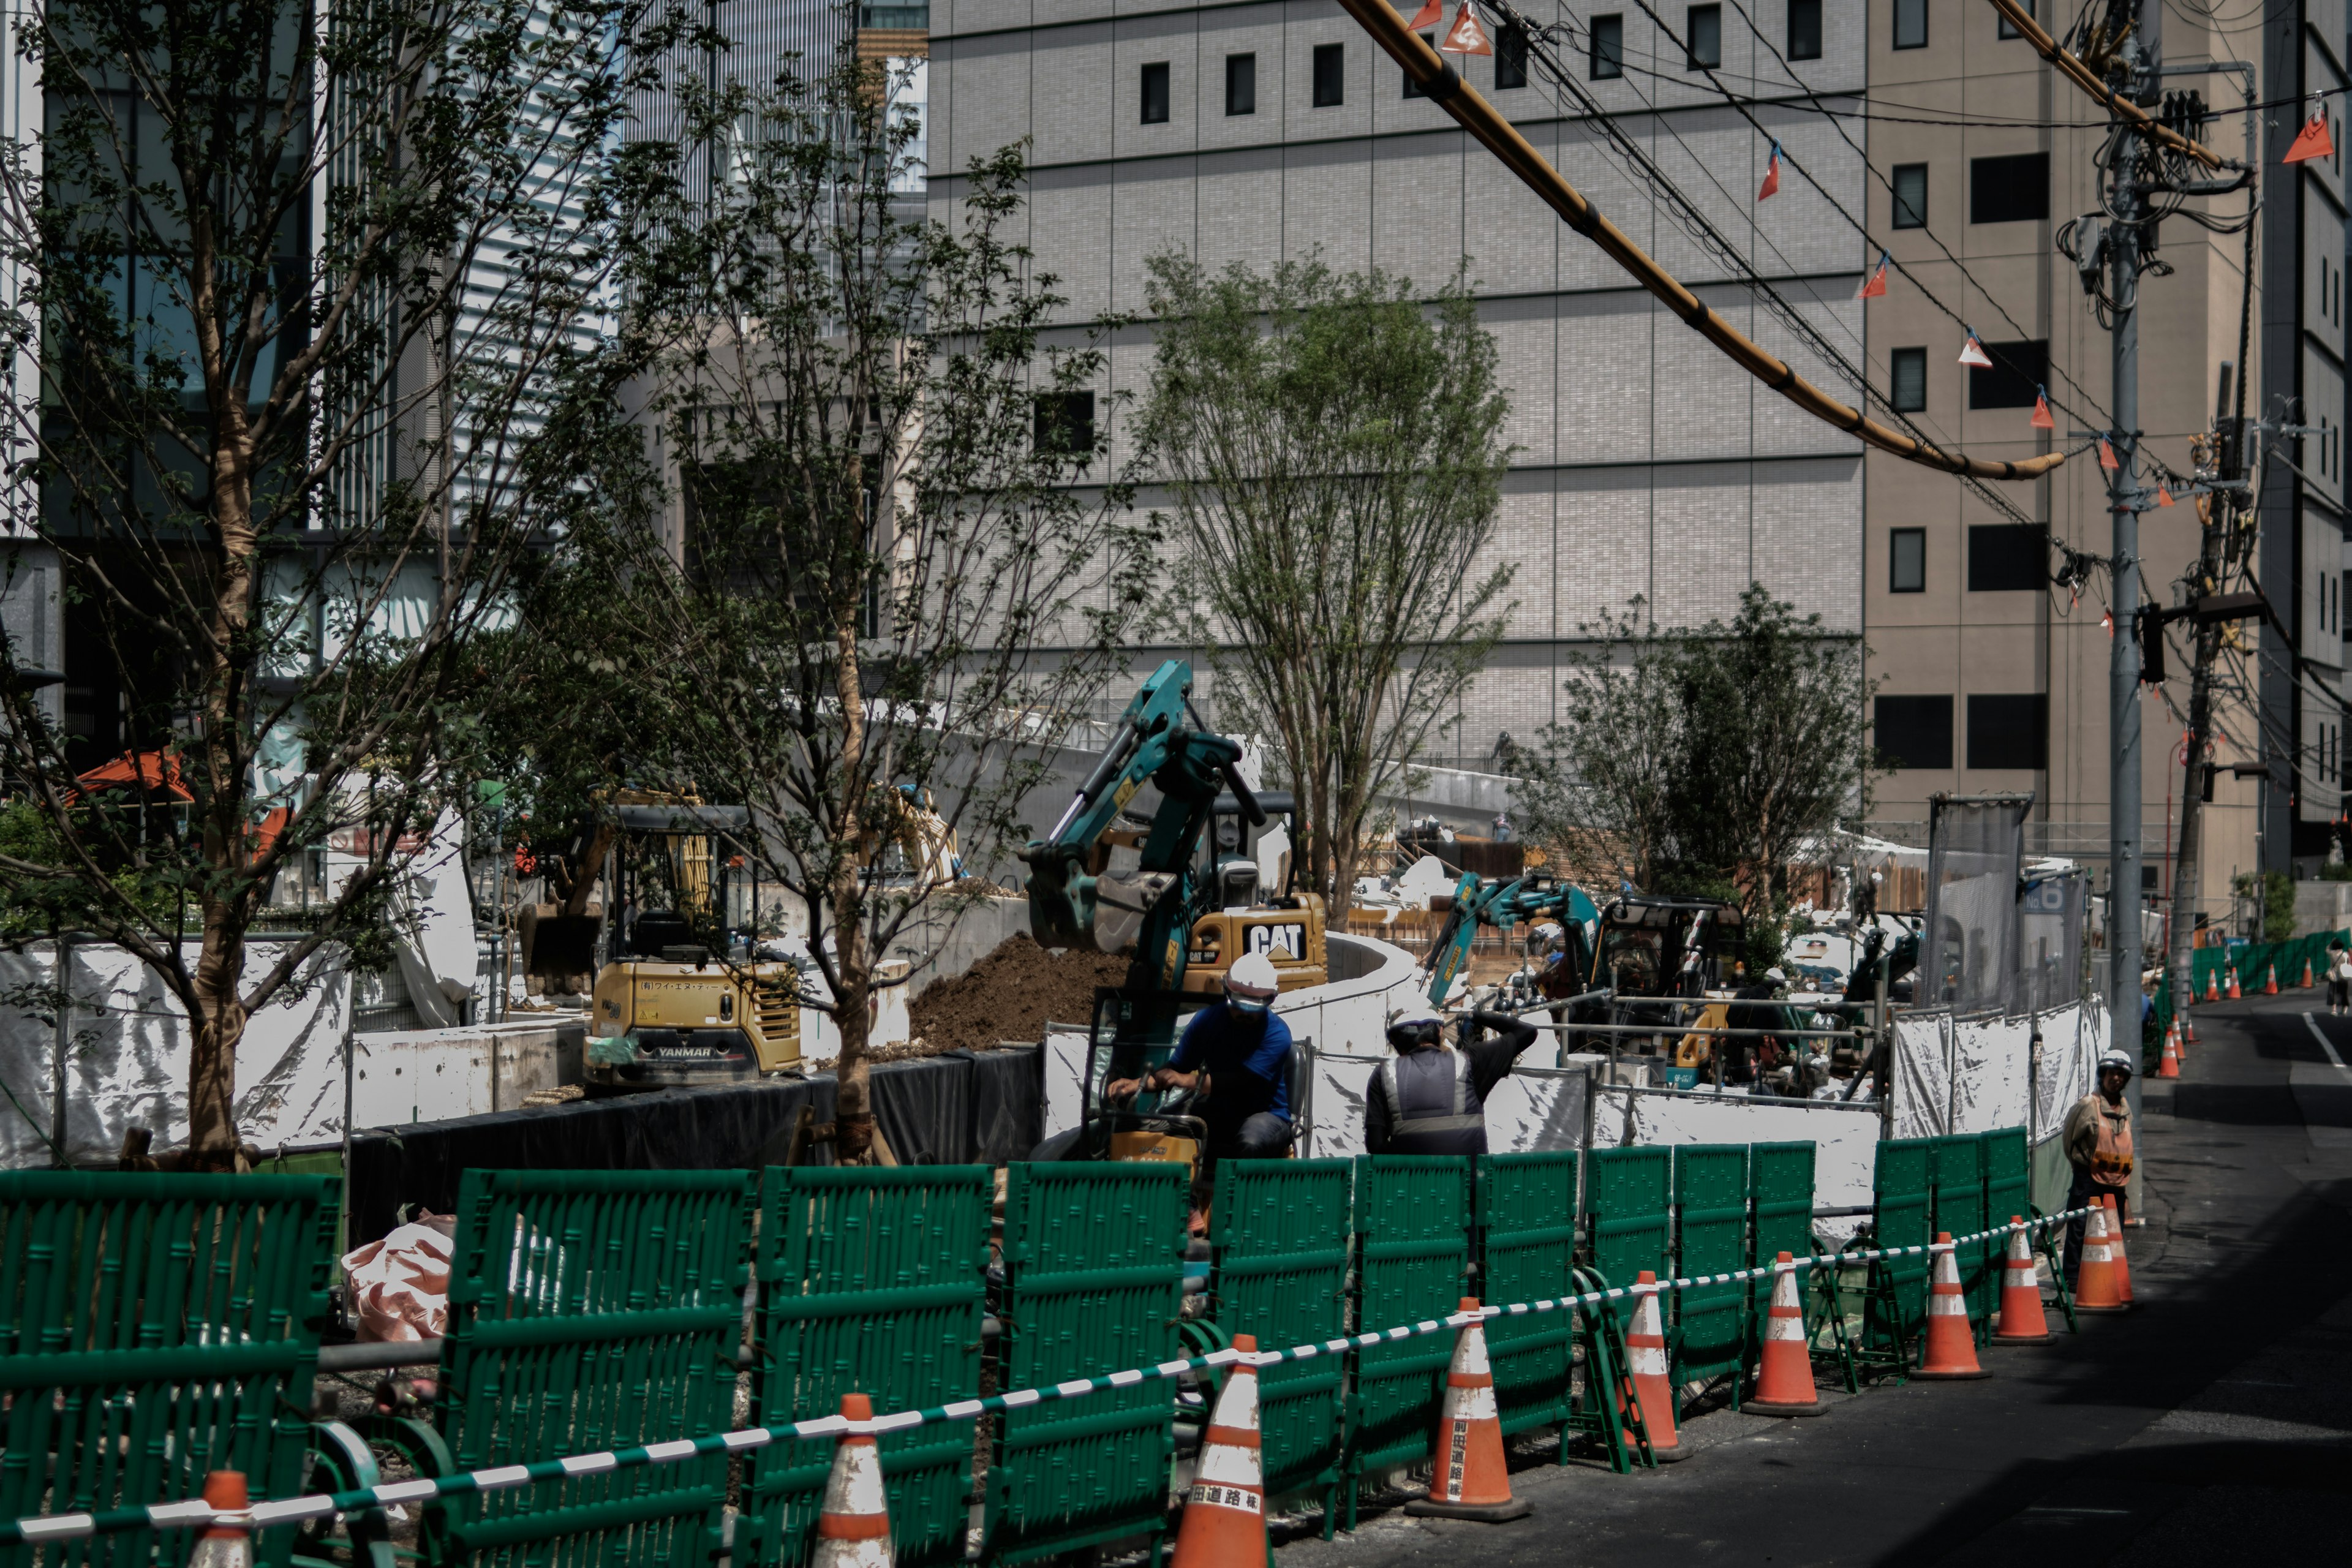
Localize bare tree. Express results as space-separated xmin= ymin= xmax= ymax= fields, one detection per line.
xmin=1137 ymin=255 xmax=1514 ymax=906
xmin=0 ymin=0 xmax=681 ymax=1165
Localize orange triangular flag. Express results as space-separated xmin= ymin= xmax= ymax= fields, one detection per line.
xmin=1856 ymin=252 xmax=1889 ymax=299
xmin=2030 ymin=388 xmax=2054 ymax=429
xmin=2157 ymin=484 xmax=2176 ymax=507
xmin=1958 ymin=333 xmax=1993 ymax=368
xmin=2285 ymin=111 xmax=2334 ymax=164
xmin=1758 ymin=144 xmax=1782 ymax=201
xmin=1406 ymin=0 xmax=1445 ymax=29
xmin=2099 ymin=437 xmax=2120 ymax=470
xmin=1439 ymin=2 xmax=1492 ymax=53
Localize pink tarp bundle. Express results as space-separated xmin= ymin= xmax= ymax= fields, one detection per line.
xmin=342 ymin=1214 xmax=456 ymax=1341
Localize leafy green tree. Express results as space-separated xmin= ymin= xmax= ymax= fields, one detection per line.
xmin=1137 ymin=255 xmax=1515 ymax=907
xmin=0 ymin=0 xmax=680 ymax=1166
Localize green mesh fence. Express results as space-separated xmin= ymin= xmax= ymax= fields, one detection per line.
xmin=1671 ymin=1145 xmax=1748 ymax=1390
xmin=987 ymin=1162 xmax=1186 ymax=1566
xmin=1929 ymin=1135 xmax=1989 ymax=1323
xmin=748 ymin=1166 xmax=990 ymax=1568
xmin=1475 ymin=1152 xmax=1580 ymax=1441
xmin=1345 ymin=1156 xmax=1471 ymax=1520
xmin=1864 ymin=1138 xmax=1933 ymax=1366
xmin=433 ymin=1169 xmax=751 ymax=1568
xmin=1210 ymin=1159 xmax=1350 ymax=1516
xmin=1746 ymin=1140 xmax=1817 ymax=1357
xmin=1582 ymin=1146 xmax=1671 ymax=1295
xmin=0 ymin=1172 xmax=338 ymax=1568
xmin=2153 ymin=927 xmax=2350 ymax=1031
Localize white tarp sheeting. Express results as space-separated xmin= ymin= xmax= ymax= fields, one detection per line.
xmin=2034 ymin=1002 xmax=2103 ymax=1142
xmin=0 ymin=941 xmax=350 ymax=1167
xmin=1892 ymin=1000 xmax=2100 ymax=1144
xmin=1593 ymin=1086 xmax=1882 ymax=1240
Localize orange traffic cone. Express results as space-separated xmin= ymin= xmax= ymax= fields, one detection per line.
xmin=1172 ymin=1335 xmax=1268 ymax=1567
xmin=2264 ymin=963 xmax=2280 ymax=995
xmin=1991 ymin=1218 xmax=2053 ymax=1344
xmin=1746 ymin=1252 xmax=1824 ymax=1415
xmin=2157 ymin=1024 xmax=2181 ymax=1079
xmin=2105 ymin=1194 xmax=2135 ymax=1305
xmin=2302 ymin=959 xmax=2316 ymax=988
xmin=2227 ymin=966 xmax=2242 ymax=1000
xmin=1913 ymin=1234 xmax=1990 ymax=1380
xmin=2075 ymin=1199 xmax=2128 ymax=1314
xmin=1408 ymin=1300 xmax=1532 ymax=1521
xmin=810 ymin=1394 xmax=892 ymax=1568
xmin=2204 ymin=969 xmax=2220 ymax=1001
xmin=188 ymin=1472 xmax=254 ymax=1568
xmin=1621 ymin=1272 xmax=1687 ymax=1461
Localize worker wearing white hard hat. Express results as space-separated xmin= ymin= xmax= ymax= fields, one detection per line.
xmin=1106 ymin=949 xmax=1295 ymax=1166
xmin=2060 ymin=1049 xmax=2136 ymax=1279
xmin=1365 ymin=1001 xmax=1540 ymax=1155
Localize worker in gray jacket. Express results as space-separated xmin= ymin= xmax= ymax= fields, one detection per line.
xmin=1365 ymin=1006 xmax=1542 ymax=1155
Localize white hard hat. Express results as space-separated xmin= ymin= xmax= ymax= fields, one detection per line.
xmin=1765 ymin=966 xmax=1787 ymax=983
xmin=2097 ymin=1049 xmax=2135 ymax=1079
xmin=1531 ymin=921 xmax=1566 ymax=949
xmin=1386 ymin=1005 xmax=1442 ymax=1031
xmin=1225 ymin=951 xmax=1282 ymax=1008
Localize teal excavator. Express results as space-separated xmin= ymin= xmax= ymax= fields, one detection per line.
xmin=1423 ymin=872 xmax=1602 ymax=1007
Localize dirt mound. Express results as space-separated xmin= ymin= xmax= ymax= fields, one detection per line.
xmin=910 ymin=933 xmax=1129 ymax=1053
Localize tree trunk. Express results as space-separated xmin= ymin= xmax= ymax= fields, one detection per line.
xmin=187 ymin=904 xmax=249 ymax=1169
xmin=828 ymin=603 xmax=878 ymax=1163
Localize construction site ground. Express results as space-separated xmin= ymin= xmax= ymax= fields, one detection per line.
xmin=1273 ymin=993 xmax=2352 ymax=1565
xmin=907 ymin=933 xmax=1129 ymax=1054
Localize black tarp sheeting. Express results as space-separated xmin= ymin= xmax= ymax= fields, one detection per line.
xmin=346 ymin=1046 xmax=1041 ymax=1243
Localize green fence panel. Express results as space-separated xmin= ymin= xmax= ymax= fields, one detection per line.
xmin=1670 ymin=1145 xmax=1748 ymax=1389
xmin=1581 ymin=1146 xmax=1671 ymax=1296
xmin=1865 ymin=1137 xmax=1933 ymax=1360
xmin=1981 ymin=1126 xmax=2030 ymax=1235
xmin=748 ymin=1166 xmax=990 ymax=1568
xmin=1346 ymin=1156 xmax=1471 ymax=1512
xmin=0 ymin=1172 xmax=337 ymax=1568
xmin=1211 ymin=1159 xmax=1351 ymax=1512
xmin=989 ymin=1162 xmax=1187 ymax=1566
xmin=1475 ymin=1152 xmax=1580 ymax=1442
xmin=1929 ymin=1135 xmax=1989 ymax=1321
xmin=1747 ymin=1141 xmax=1816 ymax=1269
xmin=434 ymin=1169 xmax=751 ymax=1568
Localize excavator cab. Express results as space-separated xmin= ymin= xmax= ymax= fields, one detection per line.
xmin=1182 ymin=790 xmax=1329 ymax=997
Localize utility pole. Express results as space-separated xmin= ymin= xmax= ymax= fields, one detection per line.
xmin=2166 ymin=365 xmax=2234 ymax=1023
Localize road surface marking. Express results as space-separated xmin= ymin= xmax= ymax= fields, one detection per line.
xmin=2298 ymin=1012 xmax=2352 ymax=1072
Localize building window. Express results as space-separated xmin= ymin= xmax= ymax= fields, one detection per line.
xmin=1893 ymin=0 xmax=1928 ymax=48
xmin=1313 ymin=42 xmax=1345 ymax=107
xmin=1140 ymin=61 xmax=1170 ymax=124
xmin=1997 ymin=0 xmax=2031 ymax=37
xmin=1225 ymin=52 xmax=1256 ymax=116
xmin=1967 ymin=523 xmax=2048 ymax=591
xmin=1686 ymin=4 xmax=1722 ymax=67
xmin=1970 ymin=152 xmax=2049 ymax=224
xmin=1890 ymin=528 xmax=1926 ymax=592
xmin=1891 ymin=163 xmax=1927 ymax=228
xmin=1591 ymin=13 xmax=1624 ymax=78
xmin=1967 ymin=693 xmax=2048 ymax=770
xmin=1875 ymin=695 xmax=1954 ymax=770
xmin=1404 ymin=32 xmax=1434 ymax=96
xmin=1891 ymin=346 xmax=1928 ymax=412
xmin=1033 ymin=391 xmax=1096 ymax=461
xmin=1496 ymin=22 xmax=1529 ymax=88
xmin=1967 ymin=337 xmax=2046 ymax=409
xmin=1787 ymin=0 xmax=1822 ymax=58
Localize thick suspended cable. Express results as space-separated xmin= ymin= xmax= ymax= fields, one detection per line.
xmin=1983 ymin=0 xmax=2230 ymax=168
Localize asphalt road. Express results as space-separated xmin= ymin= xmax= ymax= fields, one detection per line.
xmin=1272 ymin=995 xmax=2352 ymax=1567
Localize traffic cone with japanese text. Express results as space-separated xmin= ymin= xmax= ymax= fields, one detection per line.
xmin=1172 ymin=1335 xmax=1268 ymax=1567
xmin=2264 ymin=963 xmax=2280 ymax=995
xmin=1991 ymin=1217 xmax=2054 ymax=1344
xmin=2157 ymin=1023 xmax=2182 ymax=1079
xmin=2227 ymin=966 xmax=2242 ymax=999
xmin=2104 ymin=1194 xmax=2136 ymax=1305
xmin=1408 ymin=1300 xmax=1532 ymax=1521
xmin=2074 ymin=1199 xmax=2128 ymax=1314
xmin=1621 ymin=1272 xmax=1687 ymax=1461
xmin=812 ymin=1394 xmax=892 ymax=1568
xmin=186 ymin=1473 xmax=254 ymax=1568
xmin=1913 ymin=1234 xmax=1991 ymax=1380
xmin=1746 ymin=1253 xmax=1825 ymax=1415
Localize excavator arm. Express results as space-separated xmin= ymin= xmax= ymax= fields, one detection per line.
xmin=1423 ymin=873 xmax=1601 ymax=1005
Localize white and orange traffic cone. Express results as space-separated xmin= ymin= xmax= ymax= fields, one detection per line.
xmin=2204 ymin=969 xmax=2220 ymax=1001
xmin=1172 ymin=1334 xmax=1268 ymax=1567
xmin=2157 ymin=1024 xmax=2182 ymax=1079
xmin=1408 ymin=1299 xmax=1532 ymax=1521
xmin=1991 ymin=1218 xmax=2053 ymax=1345
xmin=812 ymin=1393 xmax=892 ymax=1568
xmin=1621 ymin=1272 xmax=1686 ymax=1461
xmin=187 ymin=1472 xmax=254 ymax=1568
xmin=2227 ymin=966 xmax=2242 ymax=999
xmin=2301 ymin=958 xmax=2316 ymax=988
xmin=1913 ymin=1234 xmax=1990 ymax=1380
xmin=2264 ymin=963 xmax=2280 ymax=995
xmin=2104 ymin=1194 xmax=2136 ymax=1305
xmin=1745 ymin=1252 xmax=1824 ymax=1416
xmin=2075 ymin=1200 xmax=2128 ymax=1314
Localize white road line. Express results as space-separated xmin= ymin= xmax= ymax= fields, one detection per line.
xmin=2298 ymin=1011 xmax=2352 ymax=1072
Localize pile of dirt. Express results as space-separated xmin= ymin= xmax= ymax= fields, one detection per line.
xmin=908 ymin=933 xmax=1129 ymax=1053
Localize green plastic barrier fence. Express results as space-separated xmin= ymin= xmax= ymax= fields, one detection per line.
xmin=1345 ymin=1156 xmax=1471 ymax=1528
xmin=432 ymin=1169 xmax=751 ymax=1568
xmin=1582 ymin=1145 xmax=1671 ymax=1294
xmin=988 ymin=1162 xmax=1187 ymax=1566
xmin=1929 ymin=1135 xmax=1990 ymax=1325
xmin=1746 ymin=1140 xmax=1822 ymax=1386
xmin=747 ymin=1166 xmax=990 ymax=1568
xmin=1210 ymin=1159 xmax=1351 ymax=1527
xmin=1474 ymin=1151 xmax=1580 ymax=1450
xmin=1860 ymin=1137 xmax=1932 ymax=1375
xmin=0 ymin=1172 xmax=339 ymax=1568
xmin=2154 ymin=927 xmax=2350 ymax=1033
xmin=1670 ymin=1145 xmax=1748 ymax=1397
xmin=1981 ymin=1126 xmax=2030 ymax=1245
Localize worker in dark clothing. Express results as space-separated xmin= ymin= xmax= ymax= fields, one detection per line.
xmin=1365 ymin=1006 xmax=1542 ymax=1155
xmin=1723 ymin=965 xmax=1789 ymax=1085
xmin=1106 ymin=951 xmax=1294 ymax=1165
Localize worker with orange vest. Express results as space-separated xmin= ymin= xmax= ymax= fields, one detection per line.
xmin=2062 ymin=1049 xmax=2135 ymax=1280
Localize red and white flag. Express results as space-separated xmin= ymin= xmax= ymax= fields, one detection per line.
xmin=1439 ymin=2 xmax=1493 ymax=54
xmin=1407 ymin=0 xmax=1445 ymax=29
xmin=1958 ymin=333 xmax=1993 ymax=368
xmin=2030 ymin=387 xmax=2055 ymax=429
xmin=1758 ymin=143 xmax=1782 ymax=201
xmin=2285 ymin=107 xmax=2335 ymax=164
xmin=2099 ymin=437 xmax=2120 ymax=470
xmin=1856 ymin=252 xmax=1889 ymax=299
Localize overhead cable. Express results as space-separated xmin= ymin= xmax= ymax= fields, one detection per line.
xmin=1983 ymin=0 xmax=2229 ymax=168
